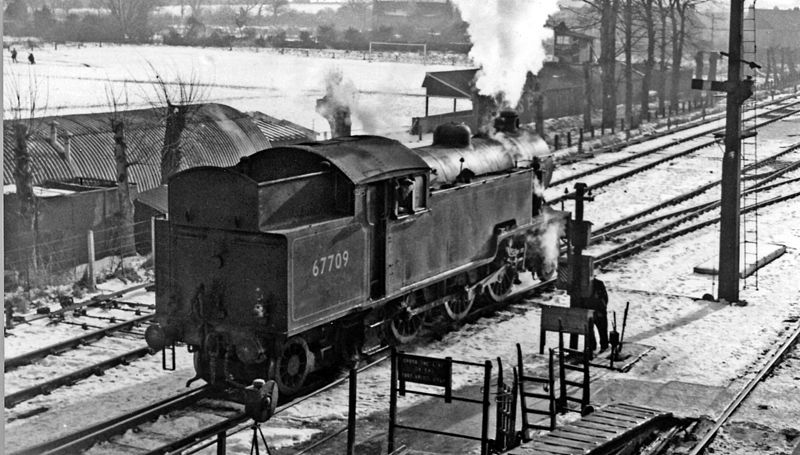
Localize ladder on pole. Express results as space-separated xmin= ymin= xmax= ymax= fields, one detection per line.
xmin=740 ymin=1 xmax=759 ymax=289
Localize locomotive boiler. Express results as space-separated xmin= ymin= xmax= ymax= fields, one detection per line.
xmin=145 ymin=113 xmax=563 ymax=394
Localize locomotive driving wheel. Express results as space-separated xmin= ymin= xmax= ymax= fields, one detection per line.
xmin=444 ymin=286 xmax=475 ymax=321
xmin=274 ymin=336 xmax=312 ymax=395
xmin=486 ymin=265 xmax=516 ymax=302
xmin=388 ymin=293 xmax=423 ymax=344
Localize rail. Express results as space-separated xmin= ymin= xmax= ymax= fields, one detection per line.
xmin=549 ymin=99 xmax=800 ymax=205
xmin=687 ymin=322 xmax=800 ymax=455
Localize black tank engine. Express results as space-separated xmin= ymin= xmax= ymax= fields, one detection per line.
xmin=146 ymin=116 xmax=562 ymax=394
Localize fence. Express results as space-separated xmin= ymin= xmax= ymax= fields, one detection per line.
xmin=4 ymin=218 xmax=156 ymax=289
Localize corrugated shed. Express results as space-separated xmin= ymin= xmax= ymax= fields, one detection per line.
xmin=248 ymin=112 xmax=317 ymax=147
xmin=3 ymin=103 xmax=272 ymax=192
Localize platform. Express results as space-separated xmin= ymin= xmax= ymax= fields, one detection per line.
xmin=506 ymin=403 xmax=675 ymax=455
xmin=693 ymin=242 xmax=786 ymax=278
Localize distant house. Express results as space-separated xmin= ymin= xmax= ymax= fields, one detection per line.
xmin=551 ymin=22 xmax=595 ymax=65
xmin=372 ymin=0 xmax=456 ymax=31
xmin=753 ymin=7 xmax=800 ymax=51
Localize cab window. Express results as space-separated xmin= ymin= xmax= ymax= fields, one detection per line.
xmin=393 ymin=174 xmax=427 ymax=217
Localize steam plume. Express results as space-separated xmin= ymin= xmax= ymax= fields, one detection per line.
xmin=526 ymin=208 xmax=564 ymax=281
xmin=453 ymin=0 xmax=560 ymax=107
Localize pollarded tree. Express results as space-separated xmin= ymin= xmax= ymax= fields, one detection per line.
xmin=4 ymin=65 xmax=48 ymax=274
xmin=105 ymin=84 xmax=137 ymax=257
xmin=146 ymin=64 xmax=208 ymax=184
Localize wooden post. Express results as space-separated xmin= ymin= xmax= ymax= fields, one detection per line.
xmin=554 ymin=135 xmax=560 ymax=150
xmin=87 ymin=230 xmax=96 ymax=291
xmin=583 ymin=62 xmax=593 ymax=131
xmin=557 ymin=329 xmax=567 ymax=413
xmin=481 ymin=360 xmax=492 ymax=455
xmin=578 ymin=128 xmax=584 ymax=153
xmin=151 ymin=217 xmax=157 ymax=262
xmin=216 ymin=430 xmax=227 ymax=455
xmin=567 ymin=131 xmax=572 ymax=148
xmin=347 ymin=366 xmax=357 ymax=455
xmin=425 ymin=96 xmax=429 ymax=117
xmin=453 ymin=98 xmax=457 ymax=112
xmin=388 ymin=348 xmax=397 ymax=454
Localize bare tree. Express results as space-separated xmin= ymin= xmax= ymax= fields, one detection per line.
xmin=101 ymin=0 xmax=159 ymax=41
xmin=266 ymin=0 xmax=288 ymax=19
xmin=638 ymin=0 xmax=656 ymax=117
xmin=105 ymin=84 xmax=137 ymax=257
xmin=146 ymin=64 xmax=208 ymax=183
xmin=599 ymin=0 xmax=621 ymax=129
xmin=4 ymin=66 xmax=48 ymax=274
xmin=623 ymin=0 xmax=633 ymax=137
xmin=668 ymin=0 xmax=702 ymax=112
xmin=657 ymin=0 xmax=670 ymax=115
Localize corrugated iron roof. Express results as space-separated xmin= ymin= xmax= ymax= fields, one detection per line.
xmin=248 ymin=112 xmax=317 ymax=146
xmin=3 ymin=103 xmax=272 ymax=192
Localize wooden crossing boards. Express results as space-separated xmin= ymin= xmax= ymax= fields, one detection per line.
xmin=507 ymin=403 xmax=673 ymax=455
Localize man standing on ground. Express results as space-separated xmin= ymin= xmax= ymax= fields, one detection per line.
xmin=588 ymin=277 xmax=609 ymax=352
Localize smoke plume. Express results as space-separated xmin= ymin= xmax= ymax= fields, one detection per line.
xmin=526 ymin=207 xmax=565 ymax=281
xmin=316 ymin=67 xmax=388 ymax=136
xmin=453 ymin=0 xmax=560 ymax=107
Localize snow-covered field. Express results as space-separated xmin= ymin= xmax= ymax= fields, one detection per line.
xmin=2 ymin=43 xmax=471 ymax=136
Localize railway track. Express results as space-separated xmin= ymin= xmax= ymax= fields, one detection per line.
xmin=5 ymin=284 xmax=156 ymax=409
xmin=10 ymin=350 xmax=393 ymax=455
xmin=684 ymin=321 xmax=800 ymax=455
xmin=548 ymin=97 xmax=800 ymax=206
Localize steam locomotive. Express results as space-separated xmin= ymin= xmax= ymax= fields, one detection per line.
xmin=145 ymin=112 xmax=563 ymax=394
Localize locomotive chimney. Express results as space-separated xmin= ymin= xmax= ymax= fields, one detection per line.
xmin=471 ymin=92 xmax=498 ymax=137
xmin=316 ymin=96 xmax=352 ymax=138
xmin=494 ymin=110 xmax=520 ymax=134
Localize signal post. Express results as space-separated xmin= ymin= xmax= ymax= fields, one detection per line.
xmin=691 ymin=0 xmax=755 ymax=303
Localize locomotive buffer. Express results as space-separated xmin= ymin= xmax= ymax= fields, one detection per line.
xmin=691 ymin=0 xmax=757 ymax=304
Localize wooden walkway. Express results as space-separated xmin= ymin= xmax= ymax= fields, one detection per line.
xmin=507 ymin=403 xmax=673 ymax=455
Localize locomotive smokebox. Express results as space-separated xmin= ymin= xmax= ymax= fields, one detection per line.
xmin=494 ymin=110 xmax=520 ymax=134
xmin=471 ymin=92 xmax=499 ymax=137
xmin=316 ymin=96 xmax=352 ymax=138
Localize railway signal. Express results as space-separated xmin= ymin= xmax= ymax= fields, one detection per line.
xmin=691 ymin=0 xmax=757 ymax=304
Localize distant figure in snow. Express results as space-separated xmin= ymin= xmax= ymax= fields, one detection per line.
xmin=11 ymin=48 xmax=18 ymax=63
xmin=28 ymin=52 xmax=36 ymax=64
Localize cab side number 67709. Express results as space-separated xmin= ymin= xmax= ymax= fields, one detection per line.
xmin=312 ymin=250 xmax=350 ymax=277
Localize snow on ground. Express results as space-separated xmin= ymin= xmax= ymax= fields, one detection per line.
xmin=4 ymin=49 xmax=800 ymax=453
xmin=2 ymin=43 xmax=471 ymax=136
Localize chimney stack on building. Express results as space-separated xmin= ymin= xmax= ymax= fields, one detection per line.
xmin=316 ymin=96 xmax=352 ymax=138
